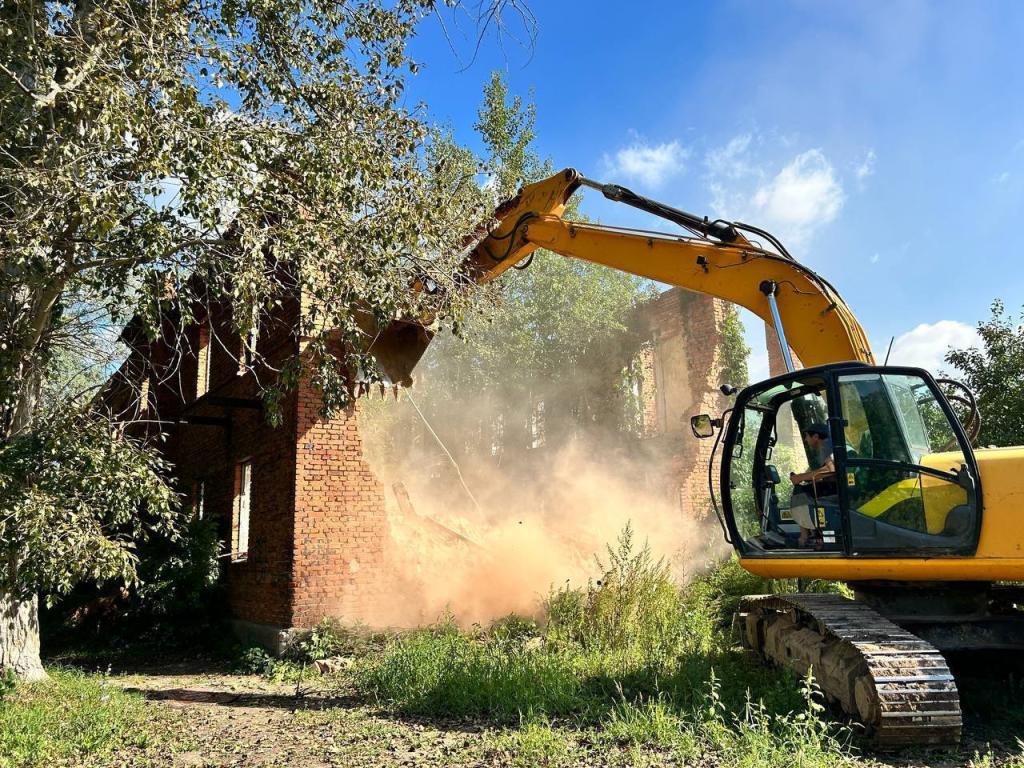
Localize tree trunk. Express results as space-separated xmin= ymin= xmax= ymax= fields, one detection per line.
xmin=0 ymin=351 xmax=48 ymax=682
xmin=0 ymin=588 xmax=47 ymax=681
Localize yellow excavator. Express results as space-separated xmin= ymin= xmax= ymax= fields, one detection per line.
xmin=372 ymin=168 xmax=1024 ymax=747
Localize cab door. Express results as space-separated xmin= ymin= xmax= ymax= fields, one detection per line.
xmin=834 ymin=369 xmax=982 ymax=556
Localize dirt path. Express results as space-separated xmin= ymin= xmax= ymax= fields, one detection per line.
xmin=89 ymin=662 xmax=1021 ymax=768
xmin=103 ymin=666 xmax=505 ymax=767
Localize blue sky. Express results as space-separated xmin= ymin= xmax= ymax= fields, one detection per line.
xmin=402 ymin=1 xmax=1024 ymax=380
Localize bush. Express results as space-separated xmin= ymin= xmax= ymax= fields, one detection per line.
xmin=43 ymin=515 xmax=226 ymax=652
xmin=288 ymin=616 xmax=389 ymax=662
xmin=545 ymin=523 xmax=686 ymax=660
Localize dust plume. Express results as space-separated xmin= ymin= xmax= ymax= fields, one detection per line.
xmin=358 ymin=382 xmax=728 ymax=628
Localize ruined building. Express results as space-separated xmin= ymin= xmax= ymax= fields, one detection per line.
xmin=104 ymin=286 xmax=747 ymax=649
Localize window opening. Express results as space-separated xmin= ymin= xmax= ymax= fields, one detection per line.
xmin=197 ymin=325 xmax=211 ymax=398
xmin=192 ymin=479 xmax=205 ymax=520
xmin=232 ymin=462 xmax=251 ymax=562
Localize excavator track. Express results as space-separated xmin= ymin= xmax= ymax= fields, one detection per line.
xmin=738 ymin=593 xmax=961 ymax=748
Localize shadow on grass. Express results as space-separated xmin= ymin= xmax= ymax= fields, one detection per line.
xmin=123 ymin=686 xmax=363 ymax=711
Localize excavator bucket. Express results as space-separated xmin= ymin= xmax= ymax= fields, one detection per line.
xmin=361 ymin=316 xmax=435 ymax=388
xmin=356 ymin=169 xmax=583 ymax=389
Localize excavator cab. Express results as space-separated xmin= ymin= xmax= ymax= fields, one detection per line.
xmin=716 ymin=363 xmax=982 ymax=559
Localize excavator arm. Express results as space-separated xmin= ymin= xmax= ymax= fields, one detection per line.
xmin=370 ymin=167 xmax=873 ymax=385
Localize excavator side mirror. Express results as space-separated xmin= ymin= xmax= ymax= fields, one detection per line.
xmin=691 ymin=414 xmax=720 ymax=439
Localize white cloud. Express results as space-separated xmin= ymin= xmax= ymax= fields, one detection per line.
xmin=605 ymin=140 xmax=687 ymax=188
xmin=752 ymin=150 xmax=844 ymax=232
xmin=855 ymin=149 xmax=876 ymax=181
xmin=887 ymin=320 xmax=979 ymax=374
xmin=706 ymin=139 xmax=844 ymax=248
xmin=706 ymin=134 xmax=754 ymax=180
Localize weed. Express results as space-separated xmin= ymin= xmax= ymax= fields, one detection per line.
xmin=602 ymin=693 xmax=696 ymax=754
xmin=495 ymin=717 xmax=575 ymax=767
xmin=545 ymin=523 xmax=685 ymax=661
xmin=233 ymin=645 xmax=276 ymax=676
xmin=291 ymin=616 xmax=388 ymax=661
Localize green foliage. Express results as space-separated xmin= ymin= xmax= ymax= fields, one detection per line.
xmin=545 ymin=524 xmax=684 ymax=658
xmin=232 ymin=646 xmax=274 ymax=676
xmin=476 ymin=71 xmax=545 ymax=201
xmin=494 ymin=717 xmax=574 ymax=767
xmin=130 ymin=517 xmax=222 ymax=630
xmin=0 ymin=669 xmax=151 ymax=767
xmin=945 ymin=299 xmax=1024 ymax=447
xmin=0 ymin=0 xmax=494 ymax=439
xmin=0 ymin=409 xmax=177 ymax=598
xmin=602 ymin=694 xmax=696 ymax=750
xmin=720 ymin=305 xmax=751 ymax=389
xmin=353 ymin=617 xmax=583 ymax=721
xmin=291 ymin=616 xmax=388 ymax=662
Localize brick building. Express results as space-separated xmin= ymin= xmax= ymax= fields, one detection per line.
xmin=105 ymin=285 xmax=745 ymax=649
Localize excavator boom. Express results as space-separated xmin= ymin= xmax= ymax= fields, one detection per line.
xmin=467 ymin=169 xmax=873 ymax=368
xmin=369 ymin=168 xmax=872 ymax=385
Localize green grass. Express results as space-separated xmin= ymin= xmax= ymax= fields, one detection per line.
xmin=0 ymin=668 xmax=154 ymax=768
xmin=353 ymin=529 xmax=858 ymax=766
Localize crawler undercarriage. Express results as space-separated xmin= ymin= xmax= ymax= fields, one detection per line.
xmin=738 ymin=585 xmax=1024 ymax=747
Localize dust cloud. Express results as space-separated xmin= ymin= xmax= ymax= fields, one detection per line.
xmin=359 ymin=390 xmax=728 ymax=628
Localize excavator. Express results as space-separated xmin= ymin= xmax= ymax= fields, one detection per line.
xmin=369 ymin=168 xmax=1024 ymax=748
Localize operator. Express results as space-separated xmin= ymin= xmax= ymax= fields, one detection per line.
xmin=788 ymin=423 xmax=836 ymax=547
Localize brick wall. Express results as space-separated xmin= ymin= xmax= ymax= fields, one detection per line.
xmin=106 ymin=280 xmax=767 ymax=637
xmin=290 ymin=375 xmax=388 ymax=627
xmin=632 ymin=289 xmax=730 ymax=520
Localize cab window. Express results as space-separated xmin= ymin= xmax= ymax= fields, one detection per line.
xmin=838 ymin=372 xmax=976 ymax=552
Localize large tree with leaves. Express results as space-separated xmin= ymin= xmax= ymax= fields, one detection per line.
xmin=945 ymin=300 xmax=1024 ymax=448
xmin=0 ymin=0 xmax=523 ymax=678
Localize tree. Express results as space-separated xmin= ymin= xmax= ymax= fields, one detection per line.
xmin=0 ymin=410 xmax=175 ymax=678
xmin=362 ymin=73 xmax=657 ymax=469
xmin=0 ymin=0 xmax=523 ymax=678
xmin=945 ymin=300 xmax=1024 ymax=448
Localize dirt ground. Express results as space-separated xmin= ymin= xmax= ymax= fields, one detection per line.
xmin=76 ymin=659 xmax=1021 ymax=768
xmin=100 ymin=662 xmax=539 ymax=767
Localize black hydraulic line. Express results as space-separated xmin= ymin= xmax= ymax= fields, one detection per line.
xmin=578 ymin=176 xmax=740 ymax=243
xmin=568 ymin=173 xmax=860 ymax=342
xmin=733 ymin=220 xmax=794 ymax=261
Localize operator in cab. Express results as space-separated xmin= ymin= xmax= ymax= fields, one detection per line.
xmin=788 ymin=423 xmax=836 ymax=547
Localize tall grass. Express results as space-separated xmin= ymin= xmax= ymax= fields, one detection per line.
xmin=354 ymin=527 xmax=855 ymax=763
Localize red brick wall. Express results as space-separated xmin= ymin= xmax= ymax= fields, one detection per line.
xmin=632 ymin=289 xmax=730 ymax=521
xmin=290 ymin=379 xmax=387 ymax=627
xmin=126 ymin=292 xmax=304 ymax=630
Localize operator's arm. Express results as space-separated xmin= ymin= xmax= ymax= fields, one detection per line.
xmin=790 ymin=458 xmax=835 ymax=485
